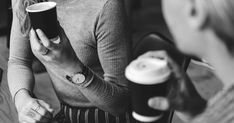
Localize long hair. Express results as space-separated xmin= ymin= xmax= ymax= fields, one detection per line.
xmin=12 ymin=0 xmax=47 ymax=36
xmin=203 ymin=0 xmax=234 ymax=54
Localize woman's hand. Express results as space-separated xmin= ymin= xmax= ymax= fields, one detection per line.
xmin=29 ymin=27 xmax=83 ymax=75
xmin=14 ymin=89 xmax=53 ymax=123
xmin=148 ymin=97 xmax=191 ymax=122
xmin=139 ymin=51 xmax=206 ymax=121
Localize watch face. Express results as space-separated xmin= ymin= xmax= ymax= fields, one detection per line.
xmin=72 ymin=74 xmax=86 ymax=84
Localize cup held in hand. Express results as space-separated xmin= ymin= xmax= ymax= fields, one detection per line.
xmin=26 ymin=2 xmax=58 ymax=40
xmin=125 ymin=57 xmax=171 ymax=122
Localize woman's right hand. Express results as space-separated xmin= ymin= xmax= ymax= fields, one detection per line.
xmin=139 ymin=51 xmax=207 ymax=121
xmin=14 ymin=89 xmax=54 ymax=123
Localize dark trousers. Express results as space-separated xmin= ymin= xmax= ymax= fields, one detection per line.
xmin=54 ymin=103 xmax=139 ymax=123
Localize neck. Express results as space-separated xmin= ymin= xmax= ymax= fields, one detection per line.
xmin=204 ymin=37 xmax=234 ymax=89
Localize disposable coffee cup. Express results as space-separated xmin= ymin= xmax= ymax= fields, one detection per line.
xmin=125 ymin=57 xmax=171 ymax=122
xmin=26 ymin=2 xmax=59 ymax=42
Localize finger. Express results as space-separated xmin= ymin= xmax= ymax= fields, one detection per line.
xmin=31 ymin=105 xmax=52 ymax=121
xmin=30 ymin=29 xmax=43 ymax=51
xmin=36 ymin=29 xmax=56 ymax=50
xmin=26 ymin=102 xmax=45 ymax=122
xmin=30 ymin=29 xmax=48 ymax=54
xmin=26 ymin=109 xmax=47 ymax=122
xmin=148 ymin=97 xmax=169 ymax=111
xmin=20 ymin=114 xmax=36 ymax=123
xmin=38 ymin=100 xmax=54 ymax=113
xmin=37 ymin=100 xmax=54 ymax=120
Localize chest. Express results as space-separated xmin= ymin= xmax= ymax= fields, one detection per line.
xmin=48 ymin=0 xmax=101 ymax=65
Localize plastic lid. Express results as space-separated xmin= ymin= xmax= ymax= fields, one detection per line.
xmin=125 ymin=57 xmax=171 ymax=85
xmin=26 ymin=2 xmax=56 ymax=13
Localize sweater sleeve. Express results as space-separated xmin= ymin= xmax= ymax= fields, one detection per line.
xmin=191 ymin=85 xmax=234 ymax=123
xmin=7 ymin=0 xmax=43 ymax=99
xmin=77 ymin=0 xmax=132 ymax=116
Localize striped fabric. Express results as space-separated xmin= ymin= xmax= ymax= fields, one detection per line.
xmin=191 ymin=84 xmax=234 ymax=123
xmin=54 ymin=103 xmax=139 ymax=123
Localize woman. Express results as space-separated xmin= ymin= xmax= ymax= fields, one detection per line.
xmin=146 ymin=0 xmax=234 ymax=122
xmin=8 ymin=0 xmax=134 ymax=123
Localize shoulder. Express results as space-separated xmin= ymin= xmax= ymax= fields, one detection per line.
xmin=191 ymin=85 xmax=234 ymax=123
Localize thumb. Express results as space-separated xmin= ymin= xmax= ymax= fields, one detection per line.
xmin=148 ymin=97 xmax=169 ymax=111
xmin=38 ymin=100 xmax=54 ymax=113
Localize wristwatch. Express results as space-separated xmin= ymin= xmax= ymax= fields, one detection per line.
xmin=66 ymin=66 xmax=89 ymax=84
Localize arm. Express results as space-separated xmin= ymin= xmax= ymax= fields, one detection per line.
xmin=8 ymin=0 xmax=53 ymax=122
xmin=77 ymin=0 xmax=132 ymax=116
xmin=28 ymin=0 xmax=131 ymax=116
xmin=8 ymin=0 xmax=35 ymax=105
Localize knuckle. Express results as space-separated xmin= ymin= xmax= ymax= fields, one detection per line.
xmin=33 ymin=46 xmax=43 ymax=52
xmin=47 ymin=56 xmax=56 ymax=61
xmin=43 ymin=42 xmax=50 ymax=48
xmin=40 ymin=109 xmax=46 ymax=116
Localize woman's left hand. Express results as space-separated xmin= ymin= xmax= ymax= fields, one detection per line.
xmin=29 ymin=27 xmax=83 ymax=74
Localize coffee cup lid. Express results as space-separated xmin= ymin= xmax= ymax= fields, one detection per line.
xmin=125 ymin=57 xmax=171 ymax=85
xmin=26 ymin=2 xmax=56 ymax=13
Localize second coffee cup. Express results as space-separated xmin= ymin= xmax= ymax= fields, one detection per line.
xmin=125 ymin=57 xmax=172 ymax=122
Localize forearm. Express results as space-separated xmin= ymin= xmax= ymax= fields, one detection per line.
xmin=8 ymin=60 xmax=35 ymax=100
xmin=56 ymin=60 xmax=130 ymax=115
xmin=8 ymin=6 xmax=35 ymax=100
xmin=80 ymin=0 xmax=131 ymax=115
xmin=77 ymin=68 xmax=130 ymax=116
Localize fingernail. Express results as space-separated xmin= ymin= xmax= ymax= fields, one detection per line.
xmin=30 ymin=29 xmax=34 ymax=34
xmin=36 ymin=29 xmax=40 ymax=33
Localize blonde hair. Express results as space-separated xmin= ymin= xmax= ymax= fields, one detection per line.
xmin=203 ymin=0 xmax=234 ymax=54
xmin=13 ymin=0 xmax=47 ymax=36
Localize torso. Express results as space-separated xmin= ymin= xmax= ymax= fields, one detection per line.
xmin=45 ymin=0 xmax=107 ymax=107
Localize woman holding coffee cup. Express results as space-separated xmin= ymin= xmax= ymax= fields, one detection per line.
xmin=144 ymin=0 xmax=234 ymax=122
xmin=8 ymin=0 xmax=134 ymax=123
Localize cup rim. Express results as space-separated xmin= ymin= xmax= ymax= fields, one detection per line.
xmin=26 ymin=2 xmax=56 ymax=13
xmin=125 ymin=58 xmax=171 ymax=85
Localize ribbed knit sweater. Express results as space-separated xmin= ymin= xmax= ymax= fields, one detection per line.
xmin=191 ymin=85 xmax=234 ymax=123
xmin=8 ymin=0 xmax=132 ymax=115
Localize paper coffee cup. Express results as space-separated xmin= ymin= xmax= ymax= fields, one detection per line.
xmin=125 ymin=57 xmax=171 ymax=122
xmin=26 ymin=2 xmax=59 ymax=41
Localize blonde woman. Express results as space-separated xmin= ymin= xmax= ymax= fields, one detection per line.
xmin=146 ymin=0 xmax=234 ymax=122
xmin=8 ymin=0 xmax=134 ymax=123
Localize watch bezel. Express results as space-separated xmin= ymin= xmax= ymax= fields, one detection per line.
xmin=72 ymin=73 xmax=86 ymax=84
xmin=66 ymin=66 xmax=89 ymax=85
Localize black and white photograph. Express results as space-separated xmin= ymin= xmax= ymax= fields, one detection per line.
xmin=0 ymin=0 xmax=233 ymax=123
